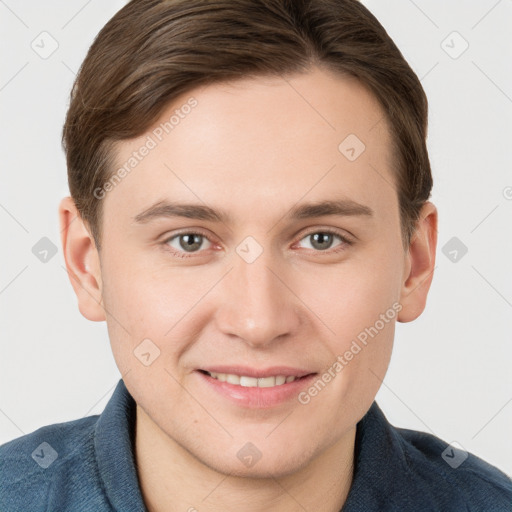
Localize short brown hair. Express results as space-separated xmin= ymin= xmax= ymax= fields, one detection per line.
xmin=62 ymin=0 xmax=432 ymax=250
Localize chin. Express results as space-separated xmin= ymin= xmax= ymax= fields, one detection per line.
xmin=213 ymin=460 xmax=305 ymax=480
xmin=200 ymin=443 xmax=317 ymax=480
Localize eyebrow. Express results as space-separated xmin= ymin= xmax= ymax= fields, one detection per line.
xmin=132 ymin=199 xmax=374 ymax=224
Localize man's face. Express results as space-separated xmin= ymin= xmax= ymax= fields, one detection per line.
xmin=97 ymin=66 xmax=407 ymax=476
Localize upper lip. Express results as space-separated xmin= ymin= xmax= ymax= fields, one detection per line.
xmin=198 ymin=366 xmax=316 ymax=379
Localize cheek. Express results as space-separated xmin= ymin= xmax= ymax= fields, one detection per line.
xmin=101 ymin=246 xmax=183 ymax=325
xmin=295 ymin=248 xmax=399 ymax=399
xmin=100 ymin=254 xmax=217 ymax=370
xmin=300 ymin=250 xmax=401 ymax=340
xmin=99 ymin=254 xmax=172 ymax=359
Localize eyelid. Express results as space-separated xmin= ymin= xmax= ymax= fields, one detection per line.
xmin=162 ymin=227 xmax=214 ymax=242
xmin=295 ymin=226 xmax=355 ymax=245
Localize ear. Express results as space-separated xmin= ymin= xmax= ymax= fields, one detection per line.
xmin=58 ymin=196 xmax=106 ymax=322
xmin=397 ymin=201 xmax=438 ymax=323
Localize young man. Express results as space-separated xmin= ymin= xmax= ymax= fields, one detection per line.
xmin=1 ymin=0 xmax=511 ymax=511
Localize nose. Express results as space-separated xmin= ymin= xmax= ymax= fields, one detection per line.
xmin=214 ymin=248 xmax=301 ymax=349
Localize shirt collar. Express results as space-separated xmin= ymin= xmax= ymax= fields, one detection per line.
xmin=342 ymin=401 xmax=409 ymax=510
xmin=94 ymin=378 xmax=147 ymax=511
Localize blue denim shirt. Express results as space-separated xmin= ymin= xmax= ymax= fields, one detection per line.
xmin=1 ymin=378 xmax=511 ymax=511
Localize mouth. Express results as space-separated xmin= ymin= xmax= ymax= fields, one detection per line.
xmin=197 ymin=369 xmax=314 ymax=388
xmin=195 ymin=367 xmax=318 ymax=408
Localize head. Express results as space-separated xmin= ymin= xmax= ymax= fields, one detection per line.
xmin=60 ymin=0 xmax=437 ymax=478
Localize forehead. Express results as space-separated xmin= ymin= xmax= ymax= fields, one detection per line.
xmin=104 ymin=66 xmax=397 ymax=227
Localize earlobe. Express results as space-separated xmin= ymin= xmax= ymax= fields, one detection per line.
xmin=58 ymin=197 xmax=106 ymax=322
xmin=397 ymin=201 xmax=438 ymax=323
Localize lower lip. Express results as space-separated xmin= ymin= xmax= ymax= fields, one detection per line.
xmin=195 ymin=371 xmax=317 ymax=408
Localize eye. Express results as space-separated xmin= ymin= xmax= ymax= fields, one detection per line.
xmin=164 ymin=231 xmax=214 ymax=256
xmin=162 ymin=228 xmax=353 ymax=259
xmin=295 ymin=229 xmax=353 ymax=253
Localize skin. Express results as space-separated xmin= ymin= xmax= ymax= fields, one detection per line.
xmin=59 ymin=65 xmax=437 ymax=512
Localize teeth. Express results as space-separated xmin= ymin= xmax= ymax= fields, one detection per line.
xmin=240 ymin=376 xmax=258 ymax=387
xmin=258 ymin=376 xmax=277 ymax=388
xmin=225 ymin=374 xmax=240 ymax=385
xmin=208 ymin=372 xmax=296 ymax=387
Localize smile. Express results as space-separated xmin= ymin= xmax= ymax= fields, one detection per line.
xmin=196 ymin=368 xmax=318 ymax=408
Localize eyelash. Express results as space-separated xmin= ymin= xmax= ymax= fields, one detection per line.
xmin=161 ymin=228 xmax=354 ymax=259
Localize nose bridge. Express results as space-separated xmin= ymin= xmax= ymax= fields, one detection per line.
xmin=215 ymin=245 xmax=299 ymax=347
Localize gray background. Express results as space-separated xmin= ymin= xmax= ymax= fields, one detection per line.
xmin=1 ymin=0 xmax=511 ymax=476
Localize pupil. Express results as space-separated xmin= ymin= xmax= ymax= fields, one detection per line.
xmin=312 ymin=233 xmax=332 ymax=250
xmin=180 ymin=234 xmax=202 ymax=252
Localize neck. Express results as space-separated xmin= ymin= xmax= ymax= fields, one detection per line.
xmin=135 ymin=405 xmax=355 ymax=512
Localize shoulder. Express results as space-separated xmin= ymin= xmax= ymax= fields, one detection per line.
xmin=0 ymin=415 xmax=103 ymax=511
xmin=394 ymin=425 xmax=512 ymax=510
